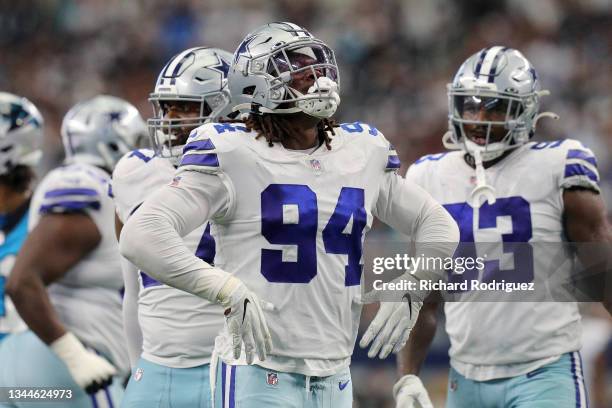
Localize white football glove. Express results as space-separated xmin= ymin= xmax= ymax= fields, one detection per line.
xmin=218 ymin=277 xmax=273 ymax=364
xmin=393 ymin=374 xmax=434 ymax=408
xmin=359 ymin=293 xmax=423 ymax=359
xmin=50 ymin=332 xmax=116 ymax=393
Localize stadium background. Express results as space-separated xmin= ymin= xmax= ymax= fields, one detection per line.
xmin=1 ymin=0 xmax=610 ymax=406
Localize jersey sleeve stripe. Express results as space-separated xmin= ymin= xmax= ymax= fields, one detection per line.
xmin=564 ymin=163 xmax=599 ymax=182
xmin=386 ymin=155 xmax=400 ymax=170
xmin=566 ymin=149 xmax=597 ymax=167
xmin=180 ymin=153 xmax=220 ymax=167
xmin=43 ymin=188 xmax=99 ymax=198
xmin=183 ymin=139 xmax=216 ymax=153
xmin=39 ymin=200 xmax=101 ymax=214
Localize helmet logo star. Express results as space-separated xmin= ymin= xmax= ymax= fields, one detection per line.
xmin=108 ymin=111 xmax=123 ymax=122
xmin=210 ymin=56 xmax=230 ymax=79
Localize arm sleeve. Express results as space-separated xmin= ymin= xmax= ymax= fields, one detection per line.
xmin=119 ymin=170 xmax=233 ymax=303
xmin=120 ymin=256 xmax=142 ymax=368
xmin=375 ymin=172 xmax=459 ymax=280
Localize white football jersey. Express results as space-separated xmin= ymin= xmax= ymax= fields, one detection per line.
xmin=29 ymin=163 xmax=129 ymax=375
xmin=179 ymin=121 xmax=402 ymax=376
xmin=112 ymin=148 xmax=223 ymax=367
xmin=406 ymin=139 xmax=600 ymax=381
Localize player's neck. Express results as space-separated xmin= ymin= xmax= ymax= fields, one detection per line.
xmin=0 ymin=185 xmax=30 ymax=215
xmin=464 ymin=149 xmax=513 ymax=169
xmin=279 ymin=113 xmax=320 ymax=150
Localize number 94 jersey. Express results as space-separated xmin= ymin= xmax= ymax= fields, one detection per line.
xmin=179 ymin=121 xmax=400 ymax=376
xmin=406 ymin=139 xmax=600 ymax=381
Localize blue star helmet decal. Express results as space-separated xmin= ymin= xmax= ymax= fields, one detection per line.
xmin=234 ymin=34 xmax=257 ymax=64
xmin=210 ymin=56 xmax=230 ymax=79
xmin=108 ymin=111 xmax=123 ymax=122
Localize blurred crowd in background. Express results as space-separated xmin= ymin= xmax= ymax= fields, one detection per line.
xmin=1 ymin=0 xmax=611 ymax=406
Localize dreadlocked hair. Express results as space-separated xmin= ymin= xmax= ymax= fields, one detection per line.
xmin=221 ymin=115 xmax=338 ymax=150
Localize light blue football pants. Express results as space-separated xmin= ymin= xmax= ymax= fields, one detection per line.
xmin=214 ymin=362 xmax=353 ymax=408
xmin=0 ymin=330 xmax=123 ymax=408
xmin=447 ymin=352 xmax=589 ymax=408
xmin=121 ymin=357 xmax=212 ymax=408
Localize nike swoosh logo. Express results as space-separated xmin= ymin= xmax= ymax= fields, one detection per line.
xmin=242 ymin=298 xmax=250 ymax=324
xmin=339 ymin=380 xmax=350 ymax=391
xmin=402 ymin=293 xmax=412 ymax=319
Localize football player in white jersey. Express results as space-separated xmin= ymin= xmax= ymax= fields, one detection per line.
xmin=396 ymin=47 xmax=612 ymax=408
xmin=112 ymin=47 xmax=236 ymax=408
xmin=5 ymin=95 xmax=145 ymax=408
xmin=120 ymin=22 xmax=459 ymax=408
xmin=0 ymin=93 xmax=43 ymax=345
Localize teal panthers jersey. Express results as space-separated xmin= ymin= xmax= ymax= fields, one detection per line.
xmin=0 ymin=206 xmax=30 ymax=337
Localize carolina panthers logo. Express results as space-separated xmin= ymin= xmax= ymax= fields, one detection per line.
xmin=0 ymin=103 xmax=39 ymax=132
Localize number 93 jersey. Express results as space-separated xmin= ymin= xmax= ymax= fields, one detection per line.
xmin=179 ymin=121 xmax=400 ymax=376
xmin=406 ymin=139 xmax=600 ymax=381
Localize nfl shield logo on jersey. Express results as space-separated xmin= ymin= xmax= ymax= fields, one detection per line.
xmin=308 ymin=159 xmax=323 ymax=175
xmin=133 ymin=367 xmax=144 ymax=382
xmin=266 ymin=372 xmax=279 ymax=386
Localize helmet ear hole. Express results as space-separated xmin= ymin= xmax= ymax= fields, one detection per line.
xmin=243 ymin=86 xmax=256 ymax=96
xmin=108 ymin=142 xmax=119 ymax=152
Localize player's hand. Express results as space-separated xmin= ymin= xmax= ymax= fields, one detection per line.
xmin=359 ymin=294 xmax=423 ymax=359
xmin=393 ymin=374 xmax=434 ymax=408
xmin=221 ymin=278 xmax=273 ymax=364
xmin=50 ymin=332 xmax=116 ymax=394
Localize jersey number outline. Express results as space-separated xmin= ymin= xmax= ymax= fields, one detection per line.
xmin=260 ymin=184 xmax=367 ymax=286
xmin=443 ymin=196 xmax=533 ymax=292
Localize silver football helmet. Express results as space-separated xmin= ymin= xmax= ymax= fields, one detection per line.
xmin=229 ymin=22 xmax=340 ymax=118
xmin=61 ymin=95 xmax=146 ymax=171
xmin=0 ymin=92 xmax=43 ymax=176
xmin=148 ymin=47 xmax=234 ymax=159
xmin=444 ymin=46 xmax=558 ymax=161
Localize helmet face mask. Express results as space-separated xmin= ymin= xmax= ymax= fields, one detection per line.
xmin=230 ymin=22 xmax=340 ymax=118
xmin=445 ymin=46 xmax=545 ymax=161
xmin=0 ymin=92 xmax=44 ymax=176
xmin=147 ymin=47 xmax=233 ymax=160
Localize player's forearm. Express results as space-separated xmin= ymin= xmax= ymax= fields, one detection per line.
xmin=397 ymin=297 xmax=440 ymax=375
xmin=120 ymin=185 xmax=231 ymax=303
xmin=6 ymin=274 xmax=66 ymax=344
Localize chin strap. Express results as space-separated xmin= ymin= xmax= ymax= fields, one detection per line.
xmin=534 ymin=111 xmax=559 ymax=127
xmin=470 ymin=149 xmax=496 ymax=208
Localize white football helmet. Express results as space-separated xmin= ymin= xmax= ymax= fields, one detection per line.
xmin=0 ymin=92 xmax=43 ymax=175
xmin=229 ymin=22 xmax=340 ymax=118
xmin=148 ymin=47 xmax=234 ymax=158
xmin=61 ymin=95 xmax=146 ymax=171
xmin=444 ymin=46 xmax=558 ymax=161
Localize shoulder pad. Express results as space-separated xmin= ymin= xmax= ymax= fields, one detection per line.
xmin=38 ymin=164 xmax=108 ymax=215
xmin=528 ymin=139 xmax=599 ymax=192
xmin=113 ymin=149 xmax=157 ymax=179
xmin=179 ymin=122 xmax=249 ymax=174
xmin=336 ymin=122 xmax=399 ymax=171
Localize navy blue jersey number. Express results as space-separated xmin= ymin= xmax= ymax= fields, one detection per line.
xmin=261 ymin=184 xmax=367 ymax=286
xmin=444 ymin=196 xmax=533 ymax=291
